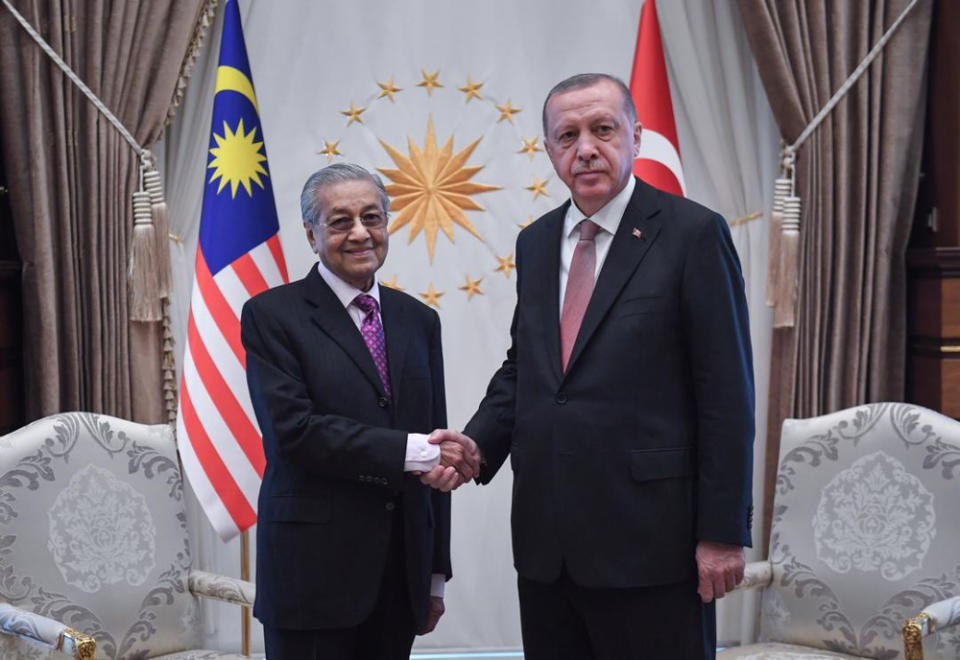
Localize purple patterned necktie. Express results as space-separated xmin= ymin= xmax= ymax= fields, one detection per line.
xmin=353 ymin=294 xmax=392 ymax=398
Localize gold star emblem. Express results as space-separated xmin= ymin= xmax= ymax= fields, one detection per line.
xmin=458 ymin=76 xmax=484 ymax=102
xmin=208 ymin=118 xmax=268 ymax=198
xmin=317 ymin=140 xmax=342 ymax=162
xmin=525 ymin=176 xmax=550 ymax=199
xmin=377 ymin=77 xmax=403 ymax=102
xmin=517 ymin=136 xmax=543 ymax=158
xmin=495 ymin=253 xmax=516 ymax=279
xmin=417 ymin=70 xmax=443 ymax=95
xmin=379 ymin=275 xmax=404 ymax=291
xmin=341 ymin=102 xmax=366 ymax=126
xmin=518 ymin=216 xmax=534 ymax=229
xmin=496 ymin=99 xmax=522 ymax=124
xmin=378 ymin=116 xmax=501 ymax=260
xmin=458 ymin=275 xmax=484 ymax=300
xmin=419 ymin=283 xmax=445 ymax=308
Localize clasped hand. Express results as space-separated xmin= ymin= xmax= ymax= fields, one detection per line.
xmin=417 ymin=429 xmax=480 ymax=492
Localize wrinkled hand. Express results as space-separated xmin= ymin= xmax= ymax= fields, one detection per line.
xmin=695 ymin=541 xmax=745 ymax=603
xmin=417 ymin=464 xmax=462 ymax=492
xmin=430 ymin=429 xmax=481 ymax=481
xmin=420 ymin=596 xmax=445 ymax=634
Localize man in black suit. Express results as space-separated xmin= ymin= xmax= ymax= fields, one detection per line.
xmin=242 ymin=163 xmax=478 ymax=659
xmin=437 ymin=73 xmax=754 ymax=659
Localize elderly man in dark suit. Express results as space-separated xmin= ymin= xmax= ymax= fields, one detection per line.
xmin=431 ymin=73 xmax=755 ymax=659
xmin=242 ymin=163 xmax=478 ymax=660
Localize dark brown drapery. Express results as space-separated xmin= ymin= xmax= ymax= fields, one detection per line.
xmin=0 ymin=0 xmax=203 ymax=422
xmin=738 ymin=0 xmax=934 ymax=546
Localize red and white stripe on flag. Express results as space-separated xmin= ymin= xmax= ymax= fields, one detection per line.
xmin=177 ymin=235 xmax=288 ymax=540
xmin=630 ymin=0 xmax=686 ymax=196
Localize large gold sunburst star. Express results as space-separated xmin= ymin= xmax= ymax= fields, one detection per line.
xmin=378 ymin=116 xmax=501 ymax=260
xmin=207 ymin=118 xmax=268 ymax=198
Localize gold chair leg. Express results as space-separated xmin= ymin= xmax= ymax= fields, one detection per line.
xmin=903 ymin=612 xmax=933 ymax=660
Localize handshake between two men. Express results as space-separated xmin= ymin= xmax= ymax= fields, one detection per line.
xmin=415 ymin=429 xmax=481 ymax=492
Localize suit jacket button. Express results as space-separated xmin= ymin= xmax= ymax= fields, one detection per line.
xmin=385 ymin=501 xmax=396 ymax=511
xmin=377 ymin=396 xmax=388 ymax=408
xmin=555 ymin=392 xmax=568 ymax=405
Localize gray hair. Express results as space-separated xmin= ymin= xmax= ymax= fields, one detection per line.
xmin=300 ymin=163 xmax=390 ymax=227
xmin=541 ymin=73 xmax=637 ymax=136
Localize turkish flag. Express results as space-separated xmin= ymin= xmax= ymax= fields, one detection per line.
xmin=630 ymin=0 xmax=686 ymax=196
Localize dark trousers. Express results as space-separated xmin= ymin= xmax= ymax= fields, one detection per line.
xmin=518 ymin=568 xmax=715 ymax=660
xmin=263 ymin=501 xmax=415 ymax=660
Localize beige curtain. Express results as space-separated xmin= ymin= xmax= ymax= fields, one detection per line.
xmin=0 ymin=0 xmax=203 ymax=422
xmin=738 ymin=0 xmax=933 ymax=545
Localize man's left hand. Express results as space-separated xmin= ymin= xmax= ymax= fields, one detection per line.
xmin=420 ymin=596 xmax=445 ymax=634
xmin=695 ymin=541 xmax=745 ymax=603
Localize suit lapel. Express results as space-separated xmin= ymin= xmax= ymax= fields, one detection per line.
xmin=302 ymin=267 xmax=386 ymax=397
xmin=537 ymin=205 xmax=568 ymax=385
xmin=561 ymin=179 xmax=663 ymax=381
xmin=379 ymin=287 xmax=409 ymax=406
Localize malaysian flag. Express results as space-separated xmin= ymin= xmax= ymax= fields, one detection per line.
xmin=177 ymin=0 xmax=288 ymax=541
xmin=630 ymin=0 xmax=686 ymax=196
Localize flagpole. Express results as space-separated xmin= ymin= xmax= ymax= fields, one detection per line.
xmin=241 ymin=529 xmax=251 ymax=656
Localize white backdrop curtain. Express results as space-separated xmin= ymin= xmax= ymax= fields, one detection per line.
xmin=162 ymin=0 xmax=778 ymax=652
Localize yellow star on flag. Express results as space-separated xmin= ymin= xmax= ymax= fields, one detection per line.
xmin=495 ymin=253 xmax=516 ymax=279
xmin=208 ymin=118 xmax=268 ymax=198
xmin=379 ymin=275 xmax=404 ymax=291
xmin=496 ymin=99 xmax=522 ymax=124
xmin=417 ymin=70 xmax=443 ymax=95
xmin=317 ymin=140 xmax=342 ymax=162
xmin=341 ymin=102 xmax=366 ymax=126
xmin=525 ymin=176 xmax=550 ymax=199
xmin=458 ymin=275 xmax=484 ymax=300
xmin=458 ymin=76 xmax=484 ymax=102
xmin=377 ymin=78 xmax=403 ymax=102
xmin=419 ymin=283 xmax=445 ymax=308
xmin=378 ymin=116 xmax=501 ymax=260
xmin=517 ymin=136 xmax=543 ymax=158
xmin=518 ymin=217 xmax=534 ymax=229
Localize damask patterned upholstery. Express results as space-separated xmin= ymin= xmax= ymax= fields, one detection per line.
xmin=719 ymin=403 xmax=960 ymax=660
xmin=0 ymin=413 xmax=253 ymax=659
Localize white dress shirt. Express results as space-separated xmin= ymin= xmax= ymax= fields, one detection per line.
xmin=558 ymin=176 xmax=636 ymax=314
xmin=315 ymin=262 xmax=445 ymax=597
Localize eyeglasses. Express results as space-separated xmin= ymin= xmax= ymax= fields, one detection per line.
xmin=324 ymin=212 xmax=388 ymax=234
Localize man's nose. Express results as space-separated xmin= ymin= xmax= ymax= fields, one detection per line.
xmin=346 ymin=217 xmax=372 ymax=241
xmin=576 ymin=135 xmax=598 ymax=159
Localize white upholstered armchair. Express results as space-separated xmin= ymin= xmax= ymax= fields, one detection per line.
xmin=719 ymin=403 xmax=960 ymax=660
xmin=0 ymin=412 xmax=255 ymax=659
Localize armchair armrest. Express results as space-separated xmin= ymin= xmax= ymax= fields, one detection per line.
xmin=188 ymin=569 xmax=256 ymax=608
xmin=0 ymin=603 xmax=96 ymax=659
xmin=731 ymin=560 xmax=773 ymax=594
xmin=903 ymin=595 xmax=960 ymax=660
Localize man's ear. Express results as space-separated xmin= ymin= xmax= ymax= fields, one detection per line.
xmin=304 ymin=221 xmax=319 ymax=253
xmin=633 ymin=122 xmax=643 ymax=159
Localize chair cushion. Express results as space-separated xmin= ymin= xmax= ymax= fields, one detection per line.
xmin=719 ymin=642 xmax=867 ymax=659
xmin=0 ymin=413 xmax=203 ymax=658
xmin=762 ymin=403 xmax=960 ymax=658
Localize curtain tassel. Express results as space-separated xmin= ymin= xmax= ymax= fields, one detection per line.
xmin=142 ymin=159 xmax=172 ymax=299
xmin=128 ymin=152 xmax=162 ymax=321
xmin=765 ymin=164 xmax=791 ymax=307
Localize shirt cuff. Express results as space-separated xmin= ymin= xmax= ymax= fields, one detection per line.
xmin=430 ymin=573 xmax=446 ymax=598
xmin=404 ymin=433 xmax=440 ymax=472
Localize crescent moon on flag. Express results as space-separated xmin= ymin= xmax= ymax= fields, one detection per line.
xmin=215 ymin=65 xmax=260 ymax=112
xmin=636 ymin=128 xmax=686 ymax=196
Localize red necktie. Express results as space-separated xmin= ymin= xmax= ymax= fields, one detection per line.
xmin=560 ymin=219 xmax=599 ymax=371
